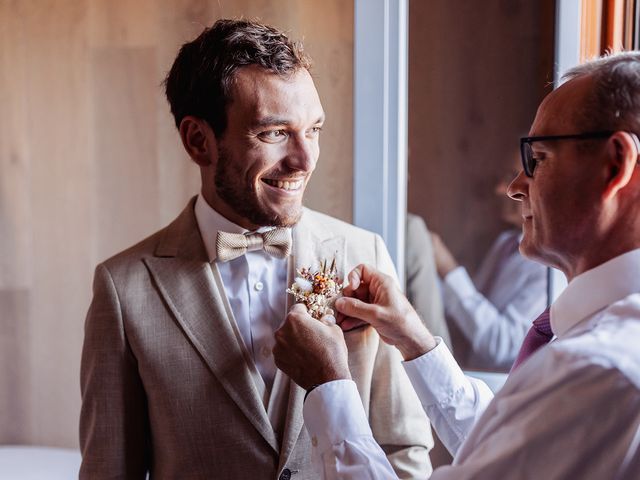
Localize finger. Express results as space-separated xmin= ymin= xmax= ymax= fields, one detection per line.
xmin=335 ymin=296 xmax=380 ymax=323
xmin=338 ymin=317 xmax=367 ymax=332
xmin=355 ymin=264 xmax=384 ymax=287
xmin=343 ymin=264 xmax=380 ymax=300
xmin=342 ymin=265 xmax=364 ymax=296
xmin=289 ymin=303 xmax=308 ymax=315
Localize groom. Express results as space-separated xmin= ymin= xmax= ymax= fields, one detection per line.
xmin=79 ymin=19 xmax=433 ymax=479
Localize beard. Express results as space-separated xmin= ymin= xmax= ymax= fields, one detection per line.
xmin=214 ymin=146 xmax=304 ymax=228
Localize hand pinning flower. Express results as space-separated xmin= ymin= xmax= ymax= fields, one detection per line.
xmin=287 ymin=258 xmax=344 ymax=320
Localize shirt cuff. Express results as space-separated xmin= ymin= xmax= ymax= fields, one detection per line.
xmin=402 ymin=338 xmax=468 ymax=408
xmin=303 ymin=379 xmax=372 ymax=455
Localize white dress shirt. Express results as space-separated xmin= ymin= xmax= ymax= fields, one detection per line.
xmin=304 ymin=249 xmax=640 ymax=479
xmin=194 ymin=194 xmax=288 ymax=394
xmin=444 ymin=229 xmax=547 ymax=371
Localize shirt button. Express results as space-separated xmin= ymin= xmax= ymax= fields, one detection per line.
xmin=254 ymin=281 xmax=264 ymax=291
xmin=279 ymin=468 xmax=292 ymax=480
xmin=261 ymin=346 xmax=271 ymax=357
xmin=311 ymin=436 xmax=318 ymax=447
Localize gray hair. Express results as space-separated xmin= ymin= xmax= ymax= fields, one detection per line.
xmin=563 ymin=52 xmax=640 ymax=134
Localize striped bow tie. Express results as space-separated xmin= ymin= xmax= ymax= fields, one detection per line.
xmin=215 ymin=228 xmax=292 ymax=263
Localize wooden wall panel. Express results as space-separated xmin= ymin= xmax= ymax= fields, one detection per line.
xmin=92 ymin=47 xmax=160 ymax=259
xmin=0 ymin=0 xmax=353 ymax=448
xmin=0 ymin=0 xmax=33 ymax=446
xmin=407 ymin=0 xmax=555 ymax=273
xmin=89 ymin=0 xmax=157 ymax=48
xmin=0 ymin=290 xmax=31 ymax=444
xmin=0 ymin=0 xmax=31 ymax=291
xmin=20 ymin=0 xmax=92 ymax=446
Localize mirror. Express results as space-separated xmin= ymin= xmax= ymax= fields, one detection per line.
xmin=405 ymin=0 xmax=555 ymax=374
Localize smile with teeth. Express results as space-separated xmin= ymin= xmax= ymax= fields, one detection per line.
xmin=262 ymin=178 xmax=304 ymax=191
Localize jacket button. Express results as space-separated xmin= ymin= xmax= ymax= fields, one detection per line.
xmin=279 ymin=468 xmax=292 ymax=480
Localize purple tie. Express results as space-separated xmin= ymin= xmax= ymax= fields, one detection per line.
xmin=510 ymin=308 xmax=553 ymax=372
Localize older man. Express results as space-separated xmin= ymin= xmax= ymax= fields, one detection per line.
xmin=79 ymin=19 xmax=432 ymax=479
xmin=274 ymin=52 xmax=640 ymax=479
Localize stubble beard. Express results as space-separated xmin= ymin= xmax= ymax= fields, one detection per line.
xmin=214 ymin=146 xmax=304 ymax=228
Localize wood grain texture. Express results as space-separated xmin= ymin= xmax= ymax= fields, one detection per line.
xmin=20 ymin=0 xmax=92 ymax=447
xmin=0 ymin=290 xmax=31 ymax=444
xmin=0 ymin=0 xmax=32 ymax=291
xmin=0 ymin=0 xmax=353 ymax=448
xmin=92 ymin=46 xmax=160 ymax=259
xmin=407 ymin=0 xmax=555 ymax=273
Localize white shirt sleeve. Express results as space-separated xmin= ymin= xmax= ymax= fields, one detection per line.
xmin=303 ymin=345 xmax=640 ymax=480
xmin=444 ymin=266 xmax=546 ymax=370
xmin=428 ymin=357 xmax=640 ymax=480
xmin=303 ymin=380 xmax=399 ymax=480
xmin=303 ymin=340 xmax=494 ymax=479
xmin=402 ymin=338 xmax=493 ymax=455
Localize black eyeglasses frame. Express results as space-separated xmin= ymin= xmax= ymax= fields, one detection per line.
xmin=519 ymin=131 xmax=615 ymax=177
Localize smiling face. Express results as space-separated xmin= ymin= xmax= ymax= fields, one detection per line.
xmin=507 ymin=75 xmax=606 ymax=273
xmin=204 ymin=66 xmax=324 ymax=229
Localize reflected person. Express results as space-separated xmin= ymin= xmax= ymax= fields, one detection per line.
xmin=430 ymin=160 xmax=546 ymax=371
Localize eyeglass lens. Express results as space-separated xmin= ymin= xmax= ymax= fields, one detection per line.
xmin=521 ymin=142 xmax=534 ymax=176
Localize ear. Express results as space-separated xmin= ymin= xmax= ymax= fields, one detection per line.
xmin=602 ymin=131 xmax=639 ymax=200
xmin=178 ymin=116 xmax=217 ymax=167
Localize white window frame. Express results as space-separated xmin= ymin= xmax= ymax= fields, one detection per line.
xmin=353 ymin=0 xmax=408 ymax=283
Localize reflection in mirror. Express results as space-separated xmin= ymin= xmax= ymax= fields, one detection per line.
xmin=426 ymin=154 xmax=547 ymax=373
xmin=405 ymin=0 xmax=555 ymax=375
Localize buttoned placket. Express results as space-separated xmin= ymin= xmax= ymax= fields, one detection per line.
xmin=246 ymin=252 xmax=279 ymax=391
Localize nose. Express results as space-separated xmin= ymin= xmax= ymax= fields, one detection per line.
xmin=507 ymin=170 xmax=528 ymax=201
xmin=286 ymin=134 xmax=318 ymax=172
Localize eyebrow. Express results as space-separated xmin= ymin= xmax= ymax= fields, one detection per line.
xmin=253 ymin=114 xmax=325 ymax=129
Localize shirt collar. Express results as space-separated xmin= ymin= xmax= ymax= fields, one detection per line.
xmin=551 ymin=248 xmax=640 ymax=337
xmin=194 ymin=193 xmax=287 ymax=262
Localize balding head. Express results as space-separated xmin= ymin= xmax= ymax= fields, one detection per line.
xmin=507 ymin=53 xmax=640 ymax=279
xmin=562 ymin=52 xmax=640 ymax=135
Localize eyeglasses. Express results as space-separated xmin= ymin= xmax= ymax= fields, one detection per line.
xmin=519 ymin=131 xmax=614 ymax=177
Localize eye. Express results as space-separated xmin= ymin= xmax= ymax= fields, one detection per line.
xmin=259 ymin=129 xmax=288 ymax=143
xmin=309 ymin=126 xmax=323 ymax=136
xmin=532 ymin=153 xmax=546 ymax=165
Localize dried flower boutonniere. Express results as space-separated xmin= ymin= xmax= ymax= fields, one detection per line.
xmin=287 ymin=258 xmax=344 ymax=320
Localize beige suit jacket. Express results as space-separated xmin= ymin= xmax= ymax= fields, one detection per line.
xmin=80 ymin=198 xmax=433 ymax=479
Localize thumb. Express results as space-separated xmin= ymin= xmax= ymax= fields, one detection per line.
xmin=335 ymin=296 xmax=381 ymax=324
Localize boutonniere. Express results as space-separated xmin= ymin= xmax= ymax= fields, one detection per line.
xmin=287 ymin=258 xmax=344 ymax=320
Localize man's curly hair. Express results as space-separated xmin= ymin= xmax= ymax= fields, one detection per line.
xmin=164 ymin=19 xmax=312 ymax=136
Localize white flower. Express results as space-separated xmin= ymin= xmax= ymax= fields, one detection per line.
xmin=293 ymin=277 xmax=313 ymax=293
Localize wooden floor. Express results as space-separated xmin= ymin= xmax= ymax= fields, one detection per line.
xmin=0 ymin=0 xmax=353 ymax=448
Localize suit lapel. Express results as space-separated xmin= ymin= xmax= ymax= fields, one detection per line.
xmin=278 ymin=209 xmax=347 ymax=466
xmin=144 ymin=198 xmax=278 ymax=453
